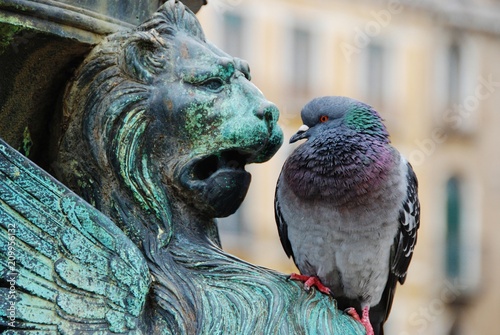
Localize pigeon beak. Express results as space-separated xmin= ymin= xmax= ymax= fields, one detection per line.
xmin=289 ymin=124 xmax=310 ymax=144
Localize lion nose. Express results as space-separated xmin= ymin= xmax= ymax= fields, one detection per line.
xmin=255 ymin=103 xmax=278 ymax=126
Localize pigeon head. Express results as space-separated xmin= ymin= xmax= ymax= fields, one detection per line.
xmin=290 ymin=96 xmax=389 ymax=144
xmin=284 ymin=96 xmax=397 ymax=202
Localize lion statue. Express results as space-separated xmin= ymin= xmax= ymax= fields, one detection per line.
xmin=0 ymin=1 xmax=361 ymax=334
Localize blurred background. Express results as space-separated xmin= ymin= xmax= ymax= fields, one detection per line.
xmin=196 ymin=1 xmax=500 ymax=334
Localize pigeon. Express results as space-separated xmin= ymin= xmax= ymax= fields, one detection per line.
xmin=274 ymin=96 xmax=420 ymax=335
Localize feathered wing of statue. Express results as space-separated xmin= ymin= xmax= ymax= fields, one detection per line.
xmin=0 ymin=140 xmax=151 ymax=334
xmin=0 ymin=1 xmax=364 ymax=334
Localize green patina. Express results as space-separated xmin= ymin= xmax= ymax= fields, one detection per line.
xmin=0 ymin=22 xmax=22 ymax=54
xmin=184 ymin=100 xmax=221 ymax=143
xmin=183 ymin=62 xmax=235 ymax=85
xmin=21 ymin=126 xmax=32 ymax=156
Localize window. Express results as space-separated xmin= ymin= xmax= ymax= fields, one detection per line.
xmin=447 ymin=42 xmax=461 ymax=107
xmin=291 ymin=27 xmax=311 ymax=97
xmin=366 ymin=42 xmax=385 ymax=107
xmin=444 ymin=175 xmax=481 ymax=294
xmin=446 ymin=176 xmax=461 ymax=279
xmin=222 ymin=12 xmax=244 ymax=58
xmin=441 ymin=38 xmax=478 ymax=134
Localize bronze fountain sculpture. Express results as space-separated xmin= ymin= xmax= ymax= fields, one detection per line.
xmin=0 ymin=1 xmax=363 ymax=333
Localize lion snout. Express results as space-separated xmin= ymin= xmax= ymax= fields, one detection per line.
xmin=254 ymin=102 xmax=278 ymax=125
xmin=250 ymin=102 xmax=283 ymax=163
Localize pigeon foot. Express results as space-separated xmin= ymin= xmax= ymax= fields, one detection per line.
xmin=346 ymin=306 xmax=374 ymax=335
xmin=289 ymin=273 xmax=331 ymax=294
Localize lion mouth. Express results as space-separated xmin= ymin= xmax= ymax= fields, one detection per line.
xmin=179 ymin=149 xmax=253 ymax=217
xmin=191 ymin=150 xmax=250 ymax=180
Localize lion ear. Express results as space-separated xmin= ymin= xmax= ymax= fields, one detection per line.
xmin=121 ymin=29 xmax=167 ymax=83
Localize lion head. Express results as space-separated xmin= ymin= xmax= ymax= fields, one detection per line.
xmin=54 ymin=0 xmax=283 ymax=247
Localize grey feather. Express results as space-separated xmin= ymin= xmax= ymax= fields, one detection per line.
xmin=274 ymin=96 xmax=420 ymax=335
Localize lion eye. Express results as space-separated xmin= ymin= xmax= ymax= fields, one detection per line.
xmin=198 ymin=78 xmax=224 ymax=92
xmin=319 ymin=115 xmax=329 ymax=123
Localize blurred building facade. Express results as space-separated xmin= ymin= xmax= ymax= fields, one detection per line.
xmin=198 ymin=1 xmax=500 ymax=334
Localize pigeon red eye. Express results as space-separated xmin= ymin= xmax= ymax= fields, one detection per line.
xmin=319 ymin=115 xmax=329 ymax=123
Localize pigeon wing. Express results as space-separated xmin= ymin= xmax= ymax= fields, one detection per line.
xmin=0 ymin=139 xmax=151 ymax=334
xmin=392 ymin=161 xmax=420 ymax=284
xmin=372 ymin=161 xmax=420 ymax=328
xmin=274 ymin=173 xmax=295 ymax=261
